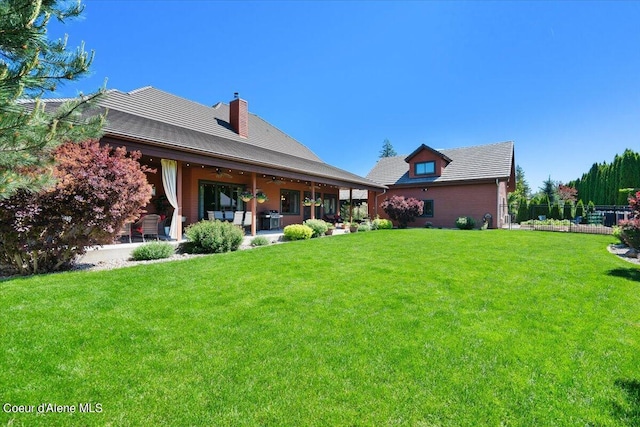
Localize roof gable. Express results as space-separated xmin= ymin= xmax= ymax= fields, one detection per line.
xmin=367 ymin=141 xmax=515 ymax=186
xmin=404 ymin=144 xmax=452 ymax=164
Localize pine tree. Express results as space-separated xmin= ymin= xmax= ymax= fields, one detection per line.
xmin=0 ymin=0 xmax=106 ymax=199
xmin=379 ymin=139 xmax=397 ymax=158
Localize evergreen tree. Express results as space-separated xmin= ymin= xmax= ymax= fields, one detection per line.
xmin=563 ymin=201 xmax=574 ymax=220
xmin=549 ymin=200 xmax=562 ymax=220
xmin=575 ymin=200 xmax=585 ymax=221
xmin=378 ymin=138 xmax=397 ymax=158
xmin=515 ymin=165 xmax=531 ymax=198
xmin=539 ymin=176 xmax=557 ymax=204
xmin=516 ymin=197 xmax=529 ymax=223
xmin=0 ymin=0 xmax=105 ymax=199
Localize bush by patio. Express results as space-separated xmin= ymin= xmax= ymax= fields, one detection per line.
xmin=284 ymin=224 xmax=313 ymax=240
xmin=131 ymin=242 xmax=174 ymax=261
xmin=303 ymin=219 xmax=329 ymax=238
xmin=183 ymin=220 xmax=244 ymax=254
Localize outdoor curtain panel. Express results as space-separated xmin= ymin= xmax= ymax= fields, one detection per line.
xmin=161 ymin=159 xmax=180 ymax=240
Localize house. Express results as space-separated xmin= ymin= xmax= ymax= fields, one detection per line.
xmin=365 ymin=141 xmax=516 ymax=228
xmin=44 ymin=87 xmax=386 ymax=238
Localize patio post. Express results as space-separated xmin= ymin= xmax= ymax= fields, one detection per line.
xmin=251 ymin=172 xmax=257 ymax=236
xmin=311 ymin=181 xmax=316 ymax=220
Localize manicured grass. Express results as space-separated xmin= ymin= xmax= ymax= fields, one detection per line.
xmin=1 ymin=230 xmax=639 ymax=426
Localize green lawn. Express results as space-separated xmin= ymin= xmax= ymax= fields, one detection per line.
xmin=1 ymin=229 xmax=639 ymax=426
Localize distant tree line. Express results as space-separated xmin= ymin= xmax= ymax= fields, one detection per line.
xmin=567 ymin=149 xmax=640 ymax=205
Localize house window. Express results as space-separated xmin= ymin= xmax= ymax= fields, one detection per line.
xmin=280 ymin=189 xmax=300 ymax=215
xmin=421 ymin=199 xmax=434 ymax=217
xmin=415 ymin=161 xmax=435 ymax=175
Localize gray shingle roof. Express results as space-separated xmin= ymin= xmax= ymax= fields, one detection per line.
xmin=34 ymin=87 xmax=385 ymax=190
xmin=367 ymin=141 xmax=515 ymax=186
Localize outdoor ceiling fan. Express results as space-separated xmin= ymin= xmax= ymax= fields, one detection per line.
xmin=265 ymin=176 xmax=285 ymax=185
xmin=212 ymin=168 xmax=232 ymax=179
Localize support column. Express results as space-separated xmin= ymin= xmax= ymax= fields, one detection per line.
xmin=311 ymin=182 xmax=316 ymax=220
xmin=251 ymin=172 xmax=257 ymax=236
xmin=349 ymin=188 xmax=353 ymax=223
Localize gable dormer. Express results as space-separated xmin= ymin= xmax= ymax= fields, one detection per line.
xmin=405 ymin=144 xmax=452 ymax=179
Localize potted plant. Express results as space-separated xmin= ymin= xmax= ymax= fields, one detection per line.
xmin=314 ymin=197 xmax=322 ymax=207
xmin=256 ymin=191 xmax=268 ymax=203
xmin=303 ymin=197 xmax=313 ymax=207
xmin=349 ymin=222 xmax=359 ymax=233
xmin=239 ymin=190 xmax=253 ymax=202
xmin=325 ymin=224 xmax=335 ymax=235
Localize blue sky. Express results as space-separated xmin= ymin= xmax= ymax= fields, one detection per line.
xmin=48 ymin=1 xmax=640 ymax=192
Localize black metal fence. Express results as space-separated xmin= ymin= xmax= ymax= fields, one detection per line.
xmin=503 ymin=204 xmax=633 ymax=235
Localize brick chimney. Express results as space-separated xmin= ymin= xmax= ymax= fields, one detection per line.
xmin=229 ymin=92 xmax=248 ymax=138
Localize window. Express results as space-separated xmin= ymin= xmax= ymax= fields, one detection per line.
xmin=198 ymin=180 xmax=247 ymax=220
xmin=280 ymin=189 xmax=300 ymax=215
xmin=421 ymin=199 xmax=434 ymax=217
xmin=415 ymin=161 xmax=435 ymax=175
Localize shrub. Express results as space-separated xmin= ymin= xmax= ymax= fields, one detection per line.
xmin=357 ymin=222 xmax=371 ymax=232
xmin=612 ymin=226 xmax=625 ymax=244
xmin=283 ymin=224 xmax=313 ymax=241
xmin=0 ymin=141 xmax=152 ymax=275
xmin=455 ymin=216 xmax=476 ymax=230
xmin=380 ymin=196 xmax=424 ymax=228
xmin=373 ymin=218 xmax=393 ymax=229
xmin=303 ymin=219 xmax=329 ymax=238
xmin=251 ymin=236 xmax=270 ymax=247
xmin=131 ymin=242 xmax=174 ymax=261
xmin=617 ymin=220 xmax=640 ymax=250
xmin=184 ymin=220 xmax=244 ymax=254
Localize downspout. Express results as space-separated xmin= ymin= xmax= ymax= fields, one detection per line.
xmin=375 ymin=189 xmax=387 ymax=218
xmin=496 ymin=178 xmax=500 ymax=229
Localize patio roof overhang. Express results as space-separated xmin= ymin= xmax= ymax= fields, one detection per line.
xmin=102 ymin=135 xmax=387 ymax=192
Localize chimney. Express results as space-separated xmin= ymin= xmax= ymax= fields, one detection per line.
xmin=229 ymin=92 xmax=248 ymax=138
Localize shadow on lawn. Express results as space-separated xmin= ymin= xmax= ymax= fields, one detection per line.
xmin=607 ymin=268 xmax=640 ymax=282
xmin=611 ymin=379 xmax=640 ymax=425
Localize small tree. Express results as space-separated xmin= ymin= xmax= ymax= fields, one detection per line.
xmin=516 ymin=197 xmax=529 ymax=223
xmin=380 ymin=195 xmax=424 ymax=228
xmin=549 ymin=200 xmax=562 ymax=220
xmin=563 ymin=201 xmax=574 ymax=220
xmin=0 ymin=141 xmax=152 ymax=274
xmin=575 ymin=200 xmax=585 ymax=220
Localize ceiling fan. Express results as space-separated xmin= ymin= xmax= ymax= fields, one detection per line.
xmin=265 ymin=176 xmax=285 ymax=185
xmin=212 ymin=168 xmax=232 ymax=179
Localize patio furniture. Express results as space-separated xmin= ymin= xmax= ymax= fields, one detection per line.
xmin=224 ymin=211 xmax=234 ymax=221
xmin=233 ymin=211 xmax=252 ymax=231
xmin=116 ymin=222 xmax=132 ymax=243
xmin=135 ymin=214 xmax=161 ymax=242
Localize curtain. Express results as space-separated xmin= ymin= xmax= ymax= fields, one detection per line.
xmin=161 ymin=159 xmax=179 ymax=240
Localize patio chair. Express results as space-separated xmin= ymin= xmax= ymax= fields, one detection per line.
xmin=224 ymin=211 xmax=234 ymax=221
xmin=116 ymin=222 xmax=132 ymax=243
xmin=233 ymin=211 xmax=252 ymax=231
xmin=135 ymin=214 xmax=161 ymax=242
xmin=213 ymin=211 xmax=224 ymax=221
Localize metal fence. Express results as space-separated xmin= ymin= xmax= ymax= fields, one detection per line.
xmin=502 ymin=204 xmax=633 ymax=235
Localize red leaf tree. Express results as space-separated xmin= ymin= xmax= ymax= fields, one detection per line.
xmin=0 ymin=141 xmax=153 ymax=274
xmin=380 ymin=195 xmax=424 ymax=229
